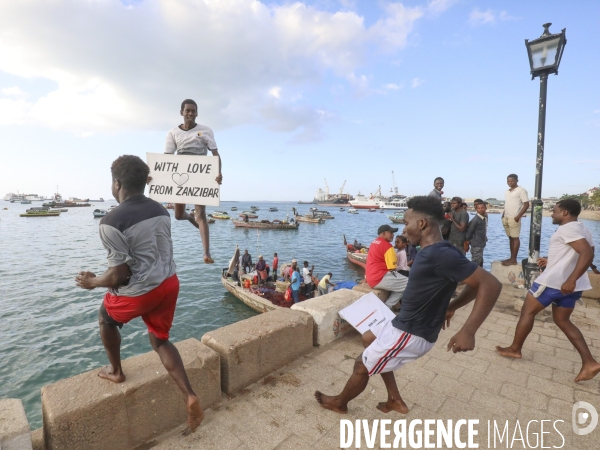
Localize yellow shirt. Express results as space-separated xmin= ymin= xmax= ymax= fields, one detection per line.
xmin=319 ymin=274 xmax=331 ymax=289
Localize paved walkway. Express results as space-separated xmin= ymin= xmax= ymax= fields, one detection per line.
xmin=152 ymin=285 xmax=600 ymax=449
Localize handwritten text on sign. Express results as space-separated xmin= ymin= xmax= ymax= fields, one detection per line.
xmin=146 ymin=153 xmax=220 ymax=206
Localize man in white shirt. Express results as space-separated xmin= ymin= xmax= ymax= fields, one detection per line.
xmin=164 ymin=99 xmax=222 ymax=264
xmin=302 ymin=261 xmax=314 ymax=298
xmin=496 ymin=199 xmax=600 ymax=382
xmin=501 ymin=174 xmax=530 ymax=266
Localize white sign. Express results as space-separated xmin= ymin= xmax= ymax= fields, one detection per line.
xmin=338 ymin=292 xmax=396 ymax=336
xmin=146 ymin=153 xmax=220 ymax=206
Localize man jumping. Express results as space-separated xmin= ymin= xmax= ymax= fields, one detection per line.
xmin=496 ymin=199 xmax=600 ymax=382
xmin=315 ymin=196 xmax=501 ymax=414
xmin=76 ymin=155 xmax=203 ymax=433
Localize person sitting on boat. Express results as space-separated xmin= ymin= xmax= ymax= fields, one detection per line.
xmin=164 ymin=99 xmax=222 ymax=264
xmin=241 ymin=249 xmax=253 ymax=273
xmin=255 ymin=255 xmax=268 ymax=285
xmin=353 ymin=239 xmax=366 ymax=251
xmin=365 ymin=224 xmax=408 ymax=309
xmin=318 ymin=273 xmax=335 ymax=296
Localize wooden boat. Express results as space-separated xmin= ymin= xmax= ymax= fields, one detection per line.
xmin=232 ymin=219 xmax=299 ymax=230
xmin=209 ymin=211 xmax=231 ymax=219
xmin=21 ymin=209 xmax=60 ymax=217
xmin=93 ymin=209 xmax=108 ymax=218
xmin=239 ymin=211 xmax=258 ymax=218
xmin=50 ymin=208 xmax=68 ymax=212
xmin=221 ymin=277 xmax=284 ymax=313
xmin=269 ymin=207 xmax=278 ymax=212
xmin=347 ymin=251 xmax=367 ymax=269
xmin=389 ymin=211 xmax=405 ymax=224
xmin=307 ymin=210 xmax=334 ymax=219
xmin=292 ymin=207 xmax=323 ymax=223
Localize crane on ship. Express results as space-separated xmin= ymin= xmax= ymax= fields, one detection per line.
xmin=391 ymin=171 xmax=399 ymax=196
xmin=339 ymin=180 xmax=346 ymax=196
xmin=324 ymin=178 xmax=330 ymax=197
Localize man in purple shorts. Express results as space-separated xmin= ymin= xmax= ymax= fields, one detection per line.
xmin=497 ymin=199 xmax=600 ymax=382
xmin=314 ymin=196 xmax=501 ymax=414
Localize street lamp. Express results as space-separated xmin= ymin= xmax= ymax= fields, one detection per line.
xmin=522 ymin=23 xmax=567 ymax=288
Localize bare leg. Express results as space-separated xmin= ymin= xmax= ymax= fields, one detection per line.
xmin=194 ymin=205 xmax=213 ymax=264
xmin=148 ymin=333 xmax=204 ymax=433
xmin=98 ymin=310 xmax=126 ymax=383
xmin=552 ymin=306 xmax=600 ymax=382
xmin=502 ymin=237 xmax=520 ymax=266
xmin=315 ymin=356 xmax=369 ymax=414
xmin=174 ymin=203 xmax=199 ymax=228
xmin=376 ymin=372 xmax=409 ymax=414
xmin=496 ymin=292 xmax=545 ymax=358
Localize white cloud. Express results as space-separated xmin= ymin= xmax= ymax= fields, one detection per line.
xmin=411 ymin=78 xmax=424 ymax=88
xmin=469 ymin=8 xmax=519 ymax=25
xmin=384 ymin=83 xmax=401 ymax=90
xmin=1 ymin=86 xmax=27 ymax=98
xmin=0 ymin=0 xmax=424 ymax=139
xmin=427 ymin=0 xmax=458 ymax=14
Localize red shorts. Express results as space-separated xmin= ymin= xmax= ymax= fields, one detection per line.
xmin=103 ymin=274 xmax=179 ymax=340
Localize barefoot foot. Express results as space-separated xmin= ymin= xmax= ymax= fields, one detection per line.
xmin=204 ymin=256 xmax=214 ymax=264
xmin=574 ymin=362 xmax=600 ymax=382
xmin=495 ymin=346 xmax=522 ymax=359
xmin=182 ymin=396 xmax=204 ymax=435
xmin=314 ymin=391 xmax=348 ymax=414
xmin=501 ymin=260 xmax=518 ymax=266
xmin=98 ymin=366 xmax=126 ymax=383
xmin=376 ymin=399 xmax=409 ymax=414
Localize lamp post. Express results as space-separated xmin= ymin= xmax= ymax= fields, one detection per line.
xmin=522 ymin=23 xmax=567 ymax=288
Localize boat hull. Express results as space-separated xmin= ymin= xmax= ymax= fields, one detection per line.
xmin=221 ymin=278 xmax=281 ymax=313
xmin=232 ymin=220 xmax=299 ymax=230
xmin=347 ymin=251 xmax=367 ymax=269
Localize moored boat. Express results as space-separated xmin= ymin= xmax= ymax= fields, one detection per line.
xmin=250 ymin=206 xmax=259 ymax=211
xmin=389 ymin=211 xmax=405 ymax=224
xmin=231 ymin=206 xmax=238 ymax=211
xmin=89 ymin=198 xmax=105 ymax=202
xmin=221 ymin=277 xmax=286 ymax=313
xmin=21 ymin=208 xmax=60 ymax=217
xmin=306 ymin=210 xmax=334 ymax=219
xmin=208 ymin=218 xmax=216 ymax=224
xmin=93 ymin=209 xmax=108 ymax=218
xmin=348 ymin=208 xmax=358 ymax=214
xmin=292 ymin=207 xmax=323 ymax=223
xmin=269 ymin=207 xmax=278 ymax=212
xmin=239 ymin=211 xmax=258 ymax=218
xmin=209 ymin=211 xmax=231 ymax=220
xmin=232 ymin=219 xmax=299 ymax=230
xmin=344 ymin=235 xmax=368 ymax=269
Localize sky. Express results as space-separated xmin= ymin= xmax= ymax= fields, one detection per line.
xmin=1 ymin=0 xmax=599 ymax=201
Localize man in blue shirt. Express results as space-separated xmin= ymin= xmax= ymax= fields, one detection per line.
xmin=290 ymin=267 xmax=301 ymax=303
xmin=315 ymin=196 xmax=501 ymax=414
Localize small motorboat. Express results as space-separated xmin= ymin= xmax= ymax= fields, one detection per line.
xmin=208 ymin=218 xmax=216 ymax=224
xmin=339 ymin=207 xmax=345 ymax=211
xmin=250 ymin=206 xmax=259 ymax=211
xmin=239 ymin=211 xmax=258 ymax=218
xmin=368 ymin=208 xmax=376 ymax=212
xmin=231 ymin=206 xmax=238 ymax=211
xmin=269 ymin=207 xmax=278 ymax=212
xmin=309 ymin=207 xmax=317 ymax=211
xmin=93 ymin=209 xmax=108 ymax=218
xmin=210 ymin=211 xmax=231 ymax=220
xmin=21 ymin=208 xmax=60 ymax=217
xmin=348 ymin=209 xmax=358 ymax=214
xmin=389 ymin=211 xmax=405 ymax=224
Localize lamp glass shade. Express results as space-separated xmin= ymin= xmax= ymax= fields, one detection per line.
xmin=529 ymin=36 xmax=561 ymax=70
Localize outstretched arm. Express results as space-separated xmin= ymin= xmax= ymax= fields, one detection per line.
xmin=445 ymin=267 xmax=502 ymax=352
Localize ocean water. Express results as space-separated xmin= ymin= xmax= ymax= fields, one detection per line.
xmin=1 ymin=200 xmax=599 ymax=428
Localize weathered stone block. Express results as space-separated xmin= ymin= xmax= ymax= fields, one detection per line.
xmin=201 ymin=309 xmax=313 ymax=394
xmin=41 ymin=339 xmax=220 ymax=450
xmin=291 ymin=289 xmax=362 ymax=346
xmin=351 ymin=283 xmax=390 ymax=301
xmin=30 ymin=428 xmax=43 ymax=450
xmin=0 ymin=399 xmax=32 ymax=450
xmin=490 ymin=260 xmax=525 ymax=285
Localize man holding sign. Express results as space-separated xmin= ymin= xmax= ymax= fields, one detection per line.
xmin=164 ymin=99 xmax=222 ymax=264
xmin=315 ymin=196 xmax=501 ymax=415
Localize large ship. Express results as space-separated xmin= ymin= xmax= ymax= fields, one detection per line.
xmin=348 ymin=186 xmax=386 ymax=209
xmin=312 ymin=179 xmax=353 ymax=205
xmin=3 ymin=192 xmax=25 ymax=202
xmin=25 ymin=194 xmax=45 ymax=201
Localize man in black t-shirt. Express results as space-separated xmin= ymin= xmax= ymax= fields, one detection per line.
xmin=315 ymin=196 xmax=501 ymax=415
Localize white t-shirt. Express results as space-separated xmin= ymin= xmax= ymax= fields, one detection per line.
xmin=535 ymin=221 xmax=594 ymax=292
xmin=165 ymin=124 xmax=218 ymax=156
xmin=302 ymin=267 xmax=312 ymax=284
xmin=396 ymin=249 xmax=408 ymax=271
xmin=504 ymin=186 xmax=529 ymax=218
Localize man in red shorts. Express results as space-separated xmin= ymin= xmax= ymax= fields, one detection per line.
xmin=76 ymin=155 xmax=203 ymax=433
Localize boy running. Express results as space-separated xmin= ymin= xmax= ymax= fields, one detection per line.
xmin=165 ymin=99 xmax=222 ymax=264
xmin=496 ymin=199 xmax=600 ymax=382
xmin=315 ymin=196 xmax=501 ymax=414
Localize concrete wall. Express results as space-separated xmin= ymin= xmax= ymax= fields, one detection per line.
xmin=0 ymin=399 xmax=32 ymax=450
xmin=41 ymin=339 xmax=220 ymax=450
xmin=351 ymin=283 xmax=390 ymax=301
xmin=201 ymin=309 xmax=313 ymax=394
xmin=291 ymin=289 xmax=362 ymax=346
xmin=491 ymin=260 xmax=600 ymax=299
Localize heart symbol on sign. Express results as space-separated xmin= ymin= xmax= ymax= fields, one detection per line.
xmin=172 ymin=173 xmax=189 ymax=186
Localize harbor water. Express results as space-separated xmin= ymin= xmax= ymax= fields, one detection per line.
xmin=1 ymin=200 xmax=599 ymax=428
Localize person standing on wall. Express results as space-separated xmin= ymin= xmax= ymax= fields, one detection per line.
xmin=165 ymin=99 xmax=222 ymax=264
xmin=449 ymin=196 xmax=469 ymax=255
xmin=501 ymin=174 xmax=529 ymax=266
xmin=76 ymin=155 xmax=204 ymax=434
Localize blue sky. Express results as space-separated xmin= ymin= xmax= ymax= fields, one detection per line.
xmin=1 ymin=0 xmax=599 ymax=201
